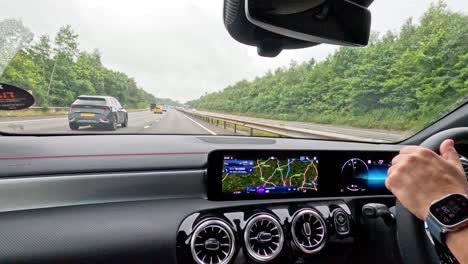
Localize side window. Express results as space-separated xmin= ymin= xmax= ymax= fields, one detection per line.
xmin=114 ymin=99 xmax=122 ymax=108
xmin=107 ymin=98 xmax=115 ymax=107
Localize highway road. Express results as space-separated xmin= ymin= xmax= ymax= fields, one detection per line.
xmin=0 ymin=109 xmax=227 ymax=135
xmin=0 ymin=108 xmax=407 ymax=142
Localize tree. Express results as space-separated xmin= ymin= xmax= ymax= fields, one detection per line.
xmin=189 ymin=2 xmax=467 ymax=131
xmin=47 ymin=25 xmax=79 ymax=101
xmin=0 ymin=19 xmax=33 ymax=74
xmin=27 ymin=35 xmax=52 ymax=81
xmin=0 ymin=23 xmax=158 ymax=109
xmin=0 ymin=52 xmax=48 ymax=105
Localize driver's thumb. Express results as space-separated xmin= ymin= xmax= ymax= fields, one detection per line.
xmin=440 ymin=139 xmax=459 ymax=163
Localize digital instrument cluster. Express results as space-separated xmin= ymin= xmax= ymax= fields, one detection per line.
xmin=208 ymin=150 xmax=397 ymax=200
xmin=340 ymin=157 xmax=391 ymax=193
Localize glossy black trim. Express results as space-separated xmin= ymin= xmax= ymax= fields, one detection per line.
xmin=177 ymin=200 xmax=354 ymax=264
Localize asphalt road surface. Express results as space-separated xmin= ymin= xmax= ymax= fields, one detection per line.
xmin=0 ymin=109 xmax=228 ymax=135
xmin=0 ymin=108 xmax=407 ymax=142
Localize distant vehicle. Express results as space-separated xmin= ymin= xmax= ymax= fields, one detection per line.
xmin=162 ymin=105 xmax=168 ymax=112
xmin=68 ymin=95 xmax=128 ymax=131
xmin=150 ymin=103 xmax=156 ymax=111
xmin=153 ymin=106 xmax=163 ymax=114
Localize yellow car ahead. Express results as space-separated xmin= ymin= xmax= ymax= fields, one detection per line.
xmin=153 ymin=107 xmax=163 ymax=114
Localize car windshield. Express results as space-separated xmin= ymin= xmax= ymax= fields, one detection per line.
xmin=74 ymin=98 xmax=106 ymax=105
xmin=0 ymin=0 xmax=466 ymax=142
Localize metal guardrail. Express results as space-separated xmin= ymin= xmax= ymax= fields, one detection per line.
xmin=177 ymin=108 xmax=389 ymax=143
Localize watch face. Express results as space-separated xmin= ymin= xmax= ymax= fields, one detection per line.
xmin=430 ymin=194 xmax=468 ymax=226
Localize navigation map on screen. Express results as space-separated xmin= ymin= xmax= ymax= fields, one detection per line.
xmin=222 ymin=155 xmax=319 ymax=195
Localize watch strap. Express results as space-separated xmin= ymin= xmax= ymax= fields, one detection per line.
xmin=425 ymin=214 xmax=445 ymax=245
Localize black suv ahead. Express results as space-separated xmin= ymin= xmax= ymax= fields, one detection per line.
xmin=68 ymin=95 xmax=128 ymax=130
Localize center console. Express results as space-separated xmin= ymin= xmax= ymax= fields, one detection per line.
xmin=177 ymin=201 xmax=354 ymax=264
xmin=177 ymin=149 xmax=398 ymax=264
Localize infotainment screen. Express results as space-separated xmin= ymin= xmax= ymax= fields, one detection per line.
xmin=207 ymin=150 xmax=398 ymax=200
xmin=222 ymin=154 xmax=319 ymax=195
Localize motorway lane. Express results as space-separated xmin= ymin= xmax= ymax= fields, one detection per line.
xmin=0 ymin=109 xmax=223 ymax=135
xmin=0 ymin=108 xmax=405 ymax=141
xmin=144 ymin=108 xmax=215 ymax=134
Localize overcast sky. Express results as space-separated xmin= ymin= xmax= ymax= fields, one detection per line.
xmin=1 ymin=0 xmax=466 ymax=102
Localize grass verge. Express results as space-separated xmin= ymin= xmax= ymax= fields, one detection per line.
xmin=200 ymin=109 xmax=416 ymax=134
xmin=0 ymin=109 xmax=68 ymax=117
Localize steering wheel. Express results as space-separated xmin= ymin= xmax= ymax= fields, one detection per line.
xmin=396 ymin=127 xmax=468 ymax=264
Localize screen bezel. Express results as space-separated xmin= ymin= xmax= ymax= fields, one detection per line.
xmin=207 ymin=149 xmax=398 ymax=201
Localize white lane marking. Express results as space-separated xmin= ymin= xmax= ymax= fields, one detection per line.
xmin=181 ymin=113 xmax=217 ymax=135
xmin=0 ymin=117 xmax=67 ymax=124
xmin=144 ymin=125 xmax=150 ymax=129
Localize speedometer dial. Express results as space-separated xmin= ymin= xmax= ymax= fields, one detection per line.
xmin=341 ymin=158 xmax=369 ymax=192
xmin=339 ymin=157 xmax=391 ymax=193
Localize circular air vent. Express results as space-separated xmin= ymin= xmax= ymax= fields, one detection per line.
xmin=291 ymin=209 xmax=327 ymax=254
xmin=244 ymin=214 xmax=284 ymax=262
xmin=190 ymin=218 xmax=235 ymax=264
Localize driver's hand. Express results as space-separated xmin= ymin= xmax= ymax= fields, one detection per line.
xmin=386 ymin=139 xmax=468 ymax=220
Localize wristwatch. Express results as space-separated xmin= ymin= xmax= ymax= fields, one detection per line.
xmin=425 ymin=193 xmax=468 ymax=246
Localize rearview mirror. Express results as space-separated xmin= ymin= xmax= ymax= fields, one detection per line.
xmin=245 ymin=0 xmax=372 ymax=47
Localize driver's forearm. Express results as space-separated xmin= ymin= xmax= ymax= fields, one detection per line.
xmin=447 ymin=227 xmax=468 ymax=264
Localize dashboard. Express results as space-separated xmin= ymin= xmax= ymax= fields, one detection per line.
xmin=176 ymin=200 xmax=355 ymax=264
xmin=0 ymin=105 xmax=466 ymax=263
xmin=0 ymin=135 xmax=404 ymax=264
xmin=173 ymin=148 xmax=398 ymax=264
